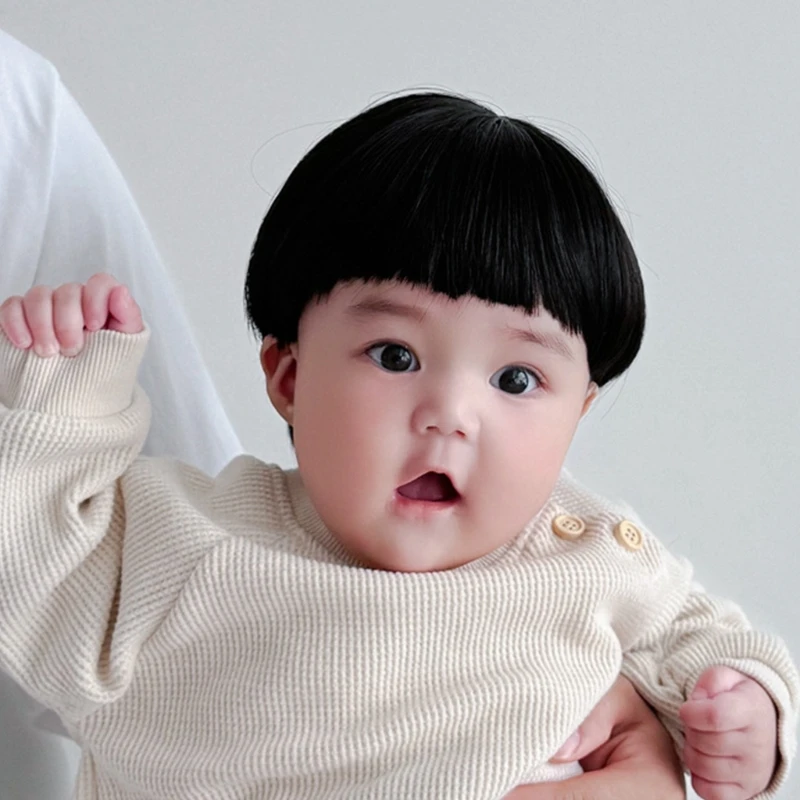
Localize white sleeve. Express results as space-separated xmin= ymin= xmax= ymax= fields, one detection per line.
xmin=0 ymin=28 xmax=243 ymax=475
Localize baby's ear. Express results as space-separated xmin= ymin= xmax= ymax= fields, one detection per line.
xmin=260 ymin=337 xmax=298 ymax=423
xmin=581 ymin=382 xmax=599 ymax=418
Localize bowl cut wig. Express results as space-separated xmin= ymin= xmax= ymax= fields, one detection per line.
xmin=245 ymin=92 xmax=645 ymax=386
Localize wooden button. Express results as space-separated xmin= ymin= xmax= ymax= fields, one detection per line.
xmin=614 ymin=519 xmax=643 ymax=551
xmin=552 ymin=514 xmax=586 ymax=541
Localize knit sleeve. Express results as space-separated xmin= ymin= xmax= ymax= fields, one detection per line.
xmin=621 ymin=551 xmax=799 ymax=799
xmin=0 ymin=328 xmax=151 ymax=723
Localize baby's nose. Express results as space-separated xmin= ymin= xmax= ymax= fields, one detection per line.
xmin=411 ymin=384 xmax=479 ymax=440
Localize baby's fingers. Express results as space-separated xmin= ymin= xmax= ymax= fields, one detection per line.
xmin=685 ymin=727 xmax=748 ymax=757
xmin=106 ymin=286 xmax=143 ymax=333
xmin=684 ymin=740 xmax=743 ymax=784
xmin=53 ymin=283 xmax=85 ymax=356
xmin=0 ymin=296 xmax=32 ymax=349
xmin=83 ymin=274 xmax=143 ymax=334
xmin=679 ymin=693 xmax=749 ymax=733
xmin=685 ymin=737 xmax=752 ymax=800
xmin=82 ymin=273 xmax=118 ymax=331
xmin=23 ymin=286 xmax=58 ymax=356
xmin=690 ymin=773 xmax=746 ymax=800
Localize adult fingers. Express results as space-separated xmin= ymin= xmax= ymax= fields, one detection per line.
xmin=550 ymin=676 xmax=632 ymax=763
xmin=505 ymin=759 xmax=686 ymax=800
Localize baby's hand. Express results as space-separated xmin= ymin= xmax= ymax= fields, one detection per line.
xmin=679 ymin=665 xmax=778 ymax=800
xmin=0 ymin=273 xmax=143 ymax=357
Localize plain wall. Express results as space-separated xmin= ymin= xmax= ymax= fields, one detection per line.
xmin=2 ymin=1 xmax=798 ymax=797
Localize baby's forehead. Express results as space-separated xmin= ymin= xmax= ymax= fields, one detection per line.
xmin=311 ymin=279 xmax=588 ymax=361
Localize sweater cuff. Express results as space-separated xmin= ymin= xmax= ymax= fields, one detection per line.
xmin=0 ymin=327 xmax=150 ymax=416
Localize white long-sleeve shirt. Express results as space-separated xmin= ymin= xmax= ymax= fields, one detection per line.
xmin=1 ymin=328 xmax=797 ymax=799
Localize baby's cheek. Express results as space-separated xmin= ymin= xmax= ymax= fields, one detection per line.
xmin=340 ymin=380 xmax=408 ymax=446
xmin=502 ymin=422 xmax=569 ymax=477
xmin=491 ymin=430 xmax=572 ymax=523
xmin=298 ymin=383 xmax=398 ymax=487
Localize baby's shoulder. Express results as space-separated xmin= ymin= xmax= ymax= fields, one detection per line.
xmin=522 ymin=470 xmax=691 ymax=581
xmin=124 ymin=455 xmax=295 ymax=535
xmin=550 ymin=469 xmax=641 ymax=520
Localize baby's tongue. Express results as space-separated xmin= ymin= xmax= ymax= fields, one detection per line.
xmin=397 ymin=472 xmax=454 ymax=501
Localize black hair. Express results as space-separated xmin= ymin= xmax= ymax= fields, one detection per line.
xmin=245 ymin=91 xmax=645 ymax=387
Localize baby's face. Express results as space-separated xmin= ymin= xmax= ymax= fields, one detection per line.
xmin=283 ymin=279 xmax=595 ymax=572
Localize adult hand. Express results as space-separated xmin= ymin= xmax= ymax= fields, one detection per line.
xmin=504 ymin=675 xmax=686 ymax=800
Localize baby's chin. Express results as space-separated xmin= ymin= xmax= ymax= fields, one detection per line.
xmin=358 ymin=555 xmax=468 ymax=573
xmin=346 ymin=538 xmax=489 ymax=573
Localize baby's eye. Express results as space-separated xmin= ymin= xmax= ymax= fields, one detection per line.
xmin=490 ymin=365 xmax=540 ymax=395
xmin=366 ymin=343 xmax=419 ymax=372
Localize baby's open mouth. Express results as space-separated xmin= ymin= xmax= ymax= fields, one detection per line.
xmin=396 ymin=472 xmax=460 ymax=502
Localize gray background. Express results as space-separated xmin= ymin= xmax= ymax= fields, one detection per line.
xmin=2 ymin=1 xmax=798 ymax=798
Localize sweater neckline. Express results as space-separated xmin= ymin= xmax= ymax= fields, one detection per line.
xmin=281 ymin=467 xmax=534 ymax=573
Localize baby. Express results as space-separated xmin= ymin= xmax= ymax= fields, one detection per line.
xmin=0 ymin=92 xmax=796 ymax=800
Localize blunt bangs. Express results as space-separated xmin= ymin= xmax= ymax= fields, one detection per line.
xmin=245 ymin=92 xmax=645 ymax=385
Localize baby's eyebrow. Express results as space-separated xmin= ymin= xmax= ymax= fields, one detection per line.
xmin=504 ymin=327 xmax=576 ymax=361
xmin=346 ymin=297 xmax=428 ymax=323
xmin=346 ymin=296 xmax=575 ymax=361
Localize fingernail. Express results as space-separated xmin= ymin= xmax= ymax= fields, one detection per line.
xmin=691 ymin=688 xmax=709 ymax=701
xmin=34 ymin=344 xmax=57 ymax=357
xmin=553 ymin=731 xmax=581 ymax=760
xmin=63 ymin=347 xmax=81 ymax=357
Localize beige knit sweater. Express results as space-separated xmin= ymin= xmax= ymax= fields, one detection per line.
xmin=0 ymin=329 xmax=797 ymax=800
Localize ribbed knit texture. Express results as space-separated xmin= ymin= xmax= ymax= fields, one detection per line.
xmin=1 ymin=330 xmax=797 ymax=799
